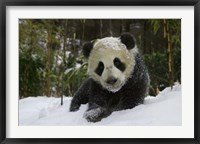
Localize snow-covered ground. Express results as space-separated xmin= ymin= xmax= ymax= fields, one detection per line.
xmin=19 ymin=84 xmax=181 ymax=126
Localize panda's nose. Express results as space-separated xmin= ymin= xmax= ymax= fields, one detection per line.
xmin=106 ymin=77 xmax=117 ymax=85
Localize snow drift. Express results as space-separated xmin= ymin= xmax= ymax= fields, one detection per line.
xmin=19 ymin=84 xmax=181 ymax=126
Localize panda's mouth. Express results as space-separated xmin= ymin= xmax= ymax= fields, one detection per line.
xmin=103 ymin=80 xmax=124 ymax=93
xmin=107 ymin=86 xmax=122 ymax=93
xmin=105 ymin=85 xmax=122 ymax=93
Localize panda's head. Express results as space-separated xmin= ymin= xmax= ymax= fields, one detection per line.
xmin=83 ymin=33 xmax=138 ymax=92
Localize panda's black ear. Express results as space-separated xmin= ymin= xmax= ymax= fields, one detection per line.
xmin=120 ymin=32 xmax=136 ymax=50
xmin=82 ymin=42 xmax=94 ymax=58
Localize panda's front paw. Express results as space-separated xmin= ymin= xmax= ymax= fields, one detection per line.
xmin=69 ymin=103 xmax=80 ymax=112
xmin=84 ymin=108 xmax=104 ymax=122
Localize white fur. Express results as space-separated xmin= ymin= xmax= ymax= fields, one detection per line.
xmin=87 ymin=37 xmax=138 ymax=92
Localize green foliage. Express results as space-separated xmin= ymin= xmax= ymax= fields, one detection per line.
xmin=19 ymin=20 xmax=47 ymax=98
xmin=173 ymin=48 xmax=181 ymax=83
xmin=148 ymin=19 xmax=162 ymax=34
xmin=146 ymin=19 xmax=181 ymax=92
xmin=19 ymin=49 xmax=46 ymax=97
xmin=63 ymin=62 xmax=88 ymax=96
xmin=144 ymin=47 xmax=181 ymax=91
xmin=144 ymin=53 xmax=168 ymax=90
xmin=169 ymin=19 xmax=181 ymax=48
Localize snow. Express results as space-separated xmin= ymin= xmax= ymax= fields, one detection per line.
xmin=19 ymin=84 xmax=181 ymax=126
xmin=95 ymin=37 xmax=126 ymax=51
xmin=75 ymin=63 xmax=81 ymax=69
xmin=56 ymin=55 xmax=62 ymax=65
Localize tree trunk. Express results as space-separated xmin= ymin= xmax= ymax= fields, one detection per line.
xmin=100 ymin=19 xmax=103 ymax=38
xmin=61 ymin=19 xmax=68 ymax=105
xmin=121 ymin=19 xmax=126 ymax=33
xmin=24 ymin=20 xmax=34 ymax=97
xmin=82 ymin=19 xmax=86 ymax=41
xmin=46 ymin=23 xmax=53 ymax=97
xmin=164 ymin=19 xmax=174 ymax=89
xmin=109 ymin=19 xmax=113 ymax=36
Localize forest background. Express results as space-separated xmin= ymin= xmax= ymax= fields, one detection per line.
xmin=19 ymin=19 xmax=181 ymax=100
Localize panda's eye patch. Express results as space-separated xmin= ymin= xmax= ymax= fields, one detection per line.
xmin=95 ymin=61 xmax=104 ymax=76
xmin=114 ymin=57 xmax=126 ymax=72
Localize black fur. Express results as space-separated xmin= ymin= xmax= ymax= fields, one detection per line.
xmin=70 ymin=53 xmax=149 ymax=122
xmin=83 ymin=42 xmax=93 ymax=58
xmin=120 ymin=32 xmax=136 ymax=49
xmin=95 ymin=61 xmax=104 ymax=76
xmin=113 ymin=57 xmax=126 ymax=72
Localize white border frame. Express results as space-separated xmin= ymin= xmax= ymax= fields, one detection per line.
xmin=6 ymin=6 xmax=194 ymax=138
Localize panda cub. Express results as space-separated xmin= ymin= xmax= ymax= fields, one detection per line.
xmin=70 ymin=32 xmax=149 ymax=122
